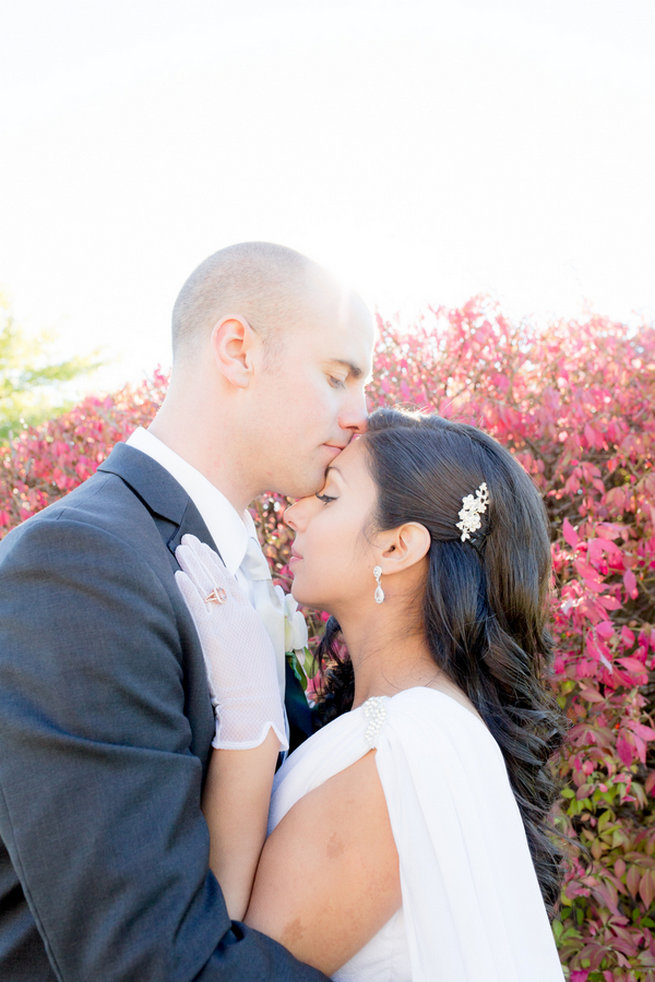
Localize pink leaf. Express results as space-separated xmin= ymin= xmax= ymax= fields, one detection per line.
xmin=563 ymin=518 xmax=579 ymax=549
xmin=617 ymin=656 xmax=649 ymax=678
xmin=639 ymin=870 xmax=655 ymax=909
xmin=623 ymin=569 xmax=638 ymax=599
xmin=616 ymin=735 xmax=635 ymax=766
xmin=626 ymin=720 xmax=655 ymax=742
xmin=626 ymin=864 xmax=641 ymax=898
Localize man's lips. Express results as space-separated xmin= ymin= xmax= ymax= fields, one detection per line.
xmin=322 ymin=442 xmax=346 ymax=458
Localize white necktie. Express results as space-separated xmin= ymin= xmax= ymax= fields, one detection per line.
xmin=239 ymin=537 xmax=286 ymax=701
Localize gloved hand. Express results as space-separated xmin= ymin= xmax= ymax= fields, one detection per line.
xmin=175 ymin=534 xmax=288 ymax=751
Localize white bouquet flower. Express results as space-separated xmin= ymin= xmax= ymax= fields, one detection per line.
xmin=277 ymin=587 xmax=314 ymax=691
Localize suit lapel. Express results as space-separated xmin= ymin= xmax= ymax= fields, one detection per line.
xmin=98 ymin=442 xmax=315 ymax=749
xmin=98 ymin=443 xmax=221 ymax=560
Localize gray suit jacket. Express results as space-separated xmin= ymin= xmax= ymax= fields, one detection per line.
xmin=0 ymin=443 xmax=327 ymax=981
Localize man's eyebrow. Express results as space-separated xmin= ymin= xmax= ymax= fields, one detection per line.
xmin=330 ymin=359 xmax=364 ymax=379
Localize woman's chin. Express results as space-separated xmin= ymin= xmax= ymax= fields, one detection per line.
xmin=290 ymin=581 xmax=309 ymax=605
xmin=290 ymin=582 xmax=329 ymax=614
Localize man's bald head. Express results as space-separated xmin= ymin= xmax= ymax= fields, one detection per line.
xmin=152 ymin=241 xmax=375 ymax=507
xmin=171 ymin=241 xmax=365 ymax=363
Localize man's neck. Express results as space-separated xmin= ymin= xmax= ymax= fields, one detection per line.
xmin=148 ymin=409 xmax=253 ymax=514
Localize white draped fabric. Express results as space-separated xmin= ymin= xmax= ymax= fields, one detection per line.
xmin=268 ymin=687 xmax=565 ymax=982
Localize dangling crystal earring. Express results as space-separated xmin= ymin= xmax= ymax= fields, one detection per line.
xmin=373 ymin=565 xmax=385 ymax=604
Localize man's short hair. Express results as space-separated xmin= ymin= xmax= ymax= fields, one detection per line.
xmin=171 ymin=241 xmax=356 ymax=361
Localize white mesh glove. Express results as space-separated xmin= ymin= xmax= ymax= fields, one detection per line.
xmin=175 ymin=534 xmax=288 ymax=752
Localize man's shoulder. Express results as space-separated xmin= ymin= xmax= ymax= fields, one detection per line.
xmin=0 ymin=448 xmax=169 ymax=562
xmin=10 ymin=464 xmax=137 ymax=528
xmin=0 ymin=442 xmax=218 ymax=579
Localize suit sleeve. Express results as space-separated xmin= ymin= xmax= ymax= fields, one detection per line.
xmin=0 ymin=516 xmax=329 ymax=982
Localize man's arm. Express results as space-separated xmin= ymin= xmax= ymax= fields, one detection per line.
xmin=0 ymin=516 xmax=328 ymax=981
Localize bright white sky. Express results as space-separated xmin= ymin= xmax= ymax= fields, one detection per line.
xmin=1 ymin=0 xmax=654 ymax=390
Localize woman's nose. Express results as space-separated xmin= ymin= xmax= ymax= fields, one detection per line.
xmin=284 ymin=496 xmax=313 ymax=532
xmin=284 ymin=500 xmax=298 ymax=532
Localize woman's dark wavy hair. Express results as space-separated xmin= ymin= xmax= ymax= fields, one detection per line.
xmin=314 ymin=407 xmax=566 ymax=915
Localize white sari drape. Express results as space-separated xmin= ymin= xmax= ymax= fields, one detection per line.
xmin=268 ymin=687 xmax=565 ymax=982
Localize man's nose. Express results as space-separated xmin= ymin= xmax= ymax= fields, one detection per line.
xmin=338 ymin=386 xmax=368 ymax=434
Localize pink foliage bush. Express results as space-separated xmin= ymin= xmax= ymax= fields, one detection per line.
xmin=0 ymin=370 xmax=167 ymax=530
xmin=1 ymin=301 xmax=654 ymax=980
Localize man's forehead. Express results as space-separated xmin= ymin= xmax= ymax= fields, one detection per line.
xmin=301 ymin=290 xmax=375 ymax=371
xmin=337 ymin=302 xmax=376 ymax=363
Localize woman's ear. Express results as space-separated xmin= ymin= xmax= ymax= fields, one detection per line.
xmin=211 ymin=315 xmax=261 ymax=388
xmin=378 ymin=522 xmax=431 ymax=574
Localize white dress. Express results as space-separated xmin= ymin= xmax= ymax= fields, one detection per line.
xmin=268 ymin=687 xmax=565 ymax=981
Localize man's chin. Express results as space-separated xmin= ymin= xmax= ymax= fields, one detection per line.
xmin=281 ymin=471 xmax=329 ymax=501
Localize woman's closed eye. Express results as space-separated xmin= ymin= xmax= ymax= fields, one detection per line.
xmin=315 ymin=492 xmax=337 ymax=504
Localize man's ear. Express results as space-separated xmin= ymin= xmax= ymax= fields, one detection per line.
xmin=378 ymin=522 xmax=431 ymax=574
xmin=210 ymin=315 xmax=261 ymax=388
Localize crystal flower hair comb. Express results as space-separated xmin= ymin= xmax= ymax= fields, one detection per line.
xmin=456 ymin=482 xmax=489 ymax=542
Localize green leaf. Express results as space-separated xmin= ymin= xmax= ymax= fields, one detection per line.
xmin=285 ymin=649 xmax=308 ymax=691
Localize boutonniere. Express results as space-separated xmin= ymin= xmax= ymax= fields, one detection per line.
xmin=282 ymin=592 xmax=316 ymax=692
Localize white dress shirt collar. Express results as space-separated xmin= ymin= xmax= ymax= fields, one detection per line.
xmin=126 ymin=426 xmax=256 ymax=575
